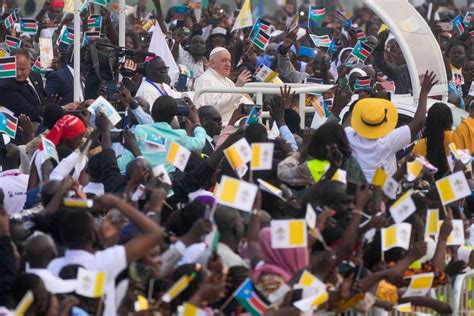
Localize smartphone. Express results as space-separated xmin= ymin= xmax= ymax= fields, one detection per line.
xmin=109 ymin=130 xmax=123 ymax=143
xmin=299 ymin=46 xmax=317 ymax=59
xmin=176 ymin=73 xmax=188 ymax=92
xmin=241 ymin=104 xmax=257 ymax=115
xmin=305 ymin=77 xmax=324 ymax=84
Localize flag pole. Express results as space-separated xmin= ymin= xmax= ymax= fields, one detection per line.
xmin=73 ymin=0 xmax=81 ymax=101
xmin=118 ymin=0 xmax=125 ymax=47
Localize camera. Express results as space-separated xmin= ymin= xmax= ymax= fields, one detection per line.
xmin=175 ymin=98 xmax=190 ymax=117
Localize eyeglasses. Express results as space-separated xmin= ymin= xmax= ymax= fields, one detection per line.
xmin=157 ymin=66 xmax=170 ymax=71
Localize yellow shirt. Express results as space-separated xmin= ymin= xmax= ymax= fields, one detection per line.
xmin=454 ymin=117 xmax=474 ymax=154
xmin=412 ymin=131 xmax=454 ymax=157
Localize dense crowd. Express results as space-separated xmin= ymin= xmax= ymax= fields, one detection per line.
xmin=0 ymin=0 xmax=473 ymax=315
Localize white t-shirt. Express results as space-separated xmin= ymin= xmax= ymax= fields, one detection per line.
xmin=345 ymin=125 xmax=411 ymax=181
xmin=0 ymin=169 xmax=28 ymax=215
xmin=47 ymin=246 xmax=128 ymax=315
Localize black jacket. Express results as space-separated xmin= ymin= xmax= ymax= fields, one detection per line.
xmin=373 ymin=50 xmax=412 ymax=95
xmin=0 ymin=71 xmax=45 ymax=122
xmin=45 ymin=67 xmax=74 ymax=106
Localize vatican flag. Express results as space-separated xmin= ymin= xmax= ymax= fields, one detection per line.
xmin=231 ymin=0 xmax=253 ymax=32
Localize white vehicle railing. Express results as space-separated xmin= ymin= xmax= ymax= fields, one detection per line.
xmin=194 ymin=83 xmax=334 ymax=128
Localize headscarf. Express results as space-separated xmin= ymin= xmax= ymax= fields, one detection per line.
xmin=329 ymin=47 xmax=353 ymax=81
xmin=257 ymin=227 xmax=309 ymax=277
xmin=40 ymin=114 xmax=85 ymax=150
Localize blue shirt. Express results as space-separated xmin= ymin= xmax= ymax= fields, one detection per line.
xmin=117 ymin=122 xmax=206 ymax=172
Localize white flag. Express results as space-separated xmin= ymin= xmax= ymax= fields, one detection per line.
xmin=148 ymin=24 xmax=179 ymax=85
xmin=389 ymin=190 xmax=416 ymax=223
xmin=270 ymin=219 xmax=307 ymax=248
xmin=231 ymin=0 xmax=253 ymax=32
xmin=215 ymin=176 xmax=258 ymax=212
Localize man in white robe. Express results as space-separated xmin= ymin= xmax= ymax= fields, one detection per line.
xmin=193 ymin=47 xmax=253 ymax=123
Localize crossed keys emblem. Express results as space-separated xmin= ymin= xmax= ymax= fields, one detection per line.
xmin=276 ymin=227 xmax=286 ymax=241
xmin=262 ymin=150 xmax=271 ymax=162
xmin=177 ymin=153 xmax=187 ymax=165
xmin=239 ymin=145 xmax=250 ymax=158
xmin=399 ymin=228 xmax=408 ymax=242
xmin=454 ymin=179 xmax=465 ymax=192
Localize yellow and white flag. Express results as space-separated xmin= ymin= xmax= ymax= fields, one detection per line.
xmin=178 ymin=303 xmax=207 ymax=316
xmin=75 ymin=268 xmax=106 ymax=298
xmin=293 ymin=286 xmax=328 ymax=312
xmin=215 ymin=176 xmax=258 ymax=212
xmin=134 ymin=295 xmax=149 ymax=312
xmin=231 ymin=0 xmax=253 ymax=32
xmin=257 ymin=178 xmax=283 ymax=199
xmin=331 ymin=169 xmax=347 ymax=184
xmin=166 ymin=141 xmax=191 ymax=172
xmin=271 ymin=219 xmax=307 ymax=249
xmin=162 ymin=274 xmax=195 ymax=303
xmin=389 ymin=190 xmax=416 ymax=223
xmin=153 ymin=164 xmax=172 ymax=185
xmin=381 ymin=223 xmax=412 ymax=251
xmin=254 ymin=64 xmax=283 ymax=84
xmin=14 ymin=290 xmax=34 ymax=316
xmin=449 ymin=143 xmax=472 ymax=165
xmin=402 ymin=272 xmax=434 ymax=298
xmin=425 ymin=209 xmax=439 ymax=237
xmin=396 ymin=303 xmax=412 ymax=313
xmin=224 ymin=138 xmax=252 ymax=177
xmin=372 ymin=167 xmax=399 ymax=199
xmin=407 ymin=159 xmax=423 ymax=182
xmin=436 ymin=171 xmax=471 ymax=205
xmin=447 ymin=219 xmax=465 ymax=246
xmin=305 ymin=204 xmax=317 ymax=230
xmin=251 ymin=142 xmax=274 ymax=170
xmin=295 ymin=270 xmax=325 ymax=289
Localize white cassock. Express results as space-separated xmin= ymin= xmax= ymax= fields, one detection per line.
xmin=135 ymin=78 xmax=183 ymax=111
xmin=193 ymin=68 xmax=253 ymax=123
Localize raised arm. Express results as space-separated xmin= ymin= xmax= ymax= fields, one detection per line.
xmin=407 ymin=71 xmax=437 ymax=141
xmin=95 ymin=194 xmax=162 ymax=263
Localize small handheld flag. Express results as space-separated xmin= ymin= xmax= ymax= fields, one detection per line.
xmin=223 ymin=137 xmax=252 ymax=172
xmin=309 ymin=6 xmax=325 ymax=21
xmin=350 ymin=41 xmax=373 ymax=62
xmin=354 ymin=76 xmax=372 ymax=91
xmin=250 ymin=142 xmax=274 ymax=170
xmin=251 ymin=29 xmax=270 ymax=50
xmin=0 ymin=56 xmax=17 ymax=79
xmin=87 ymin=14 xmax=103 ymax=30
xmin=75 ymin=268 xmax=106 ymax=298
xmin=231 ymin=0 xmax=253 ymax=32
xmin=250 ymin=18 xmax=271 ymax=39
xmin=0 ymin=111 xmax=18 ymax=138
xmin=166 ymin=141 xmax=191 ymax=172
xmin=83 ymin=31 xmax=101 ymax=45
xmin=356 ymin=29 xmax=367 ymax=42
xmin=3 ymin=10 xmax=18 ymax=29
xmin=19 ymin=18 xmax=38 ymax=34
xmin=436 ymin=171 xmax=471 ymax=205
xmin=215 ymin=176 xmax=258 ymax=212
xmin=287 ymin=14 xmax=299 ymax=33
xmin=402 ymin=273 xmax=434 ymax=298
xmin=14 ymin=290 xmax=34 ymax=316
xmin=41 ymin=136 xmax=60 ymax=162
xmin=270 ymin=219 xmax=307 ymax=248
xmin=389 ymin=190 xmax=416 ymax=223
xmin=254 ymin=64 xmax=282 ymax=83
xmin=162 ymin=270 xmax=198 ymax=303
xmin=246 ymin=106 xmax=261 ymax=125
xmin=425 ymin=209 xmax=439 ymax=237
xmin=5 ymin=35 xmax=21 ymax=52
xmin=59 ymin=27 xmax=75 ymax=46
xmin=335 ymin=10 xmax=346 ymax=24
xmin=452 ymin=15 xmax=464 ymax=36
xmin=381 ymin=223 xmax=412 ymax=251
xmin=328 ymin=38 xmax=338 ymax=54
xmin=234 ymin=278 xmax=270 ymax=316
xmin=309 ymin=34 xmax=331 ymax=48
xmin=464 ymin=12 xmax=473 ymax=27
xmin=31 ymin=57 xmax=46 ymax=74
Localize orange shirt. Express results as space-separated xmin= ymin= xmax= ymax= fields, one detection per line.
xmin=454 ymin=117 xmax=474 ymax=154
xmin=412 ymin=131 xmax=454 ymax=157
